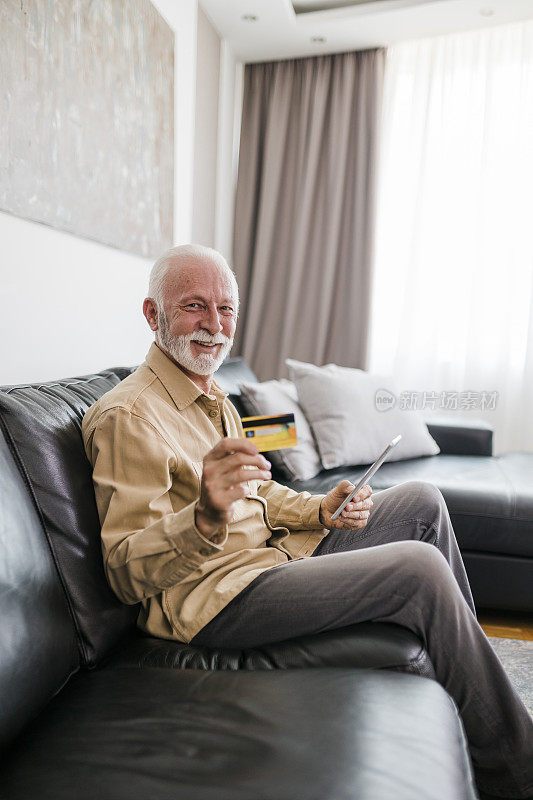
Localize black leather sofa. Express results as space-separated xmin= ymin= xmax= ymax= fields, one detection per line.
xmin=0 ymin=356 xmax=499 ymax=799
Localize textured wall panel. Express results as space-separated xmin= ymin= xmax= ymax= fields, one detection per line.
xmin=0 ymin=0 xmax=174 ymax=257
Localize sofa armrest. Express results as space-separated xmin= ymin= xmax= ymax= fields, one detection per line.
xmin=425 ymin=416 xmax=493 ymax=456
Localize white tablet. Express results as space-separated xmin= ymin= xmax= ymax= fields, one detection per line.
xmin=330 ymin=435 xmax=402 ymax=521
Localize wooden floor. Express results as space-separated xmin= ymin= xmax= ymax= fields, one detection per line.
xmin=478 ymin=609 xmax=533 ymax=641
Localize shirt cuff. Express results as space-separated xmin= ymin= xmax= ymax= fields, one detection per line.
xmin=168 ymin=501 xmax=228 ymax=565
xmin=301 ymin=493 xmax=327 ymax=529
xmin=193 ymin=501 xmax=229 ymax=548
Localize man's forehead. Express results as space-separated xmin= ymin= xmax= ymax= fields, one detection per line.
xmin=165 ymin=258 xmax=236 ymax=301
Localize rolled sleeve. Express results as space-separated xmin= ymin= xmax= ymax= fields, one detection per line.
xmin=85 ymin=407 xmax=227 ymax=605
xmin=257 ymin=479 xmax=326 ymax=531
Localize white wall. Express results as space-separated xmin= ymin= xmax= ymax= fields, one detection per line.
xmin=214 ymin=44 xmax=243 ymax=263
xmin=1 ymin=215 xmax=152 ymax=383
xmin=1 ymin=0 xmax=199 ymax=384
xmin=192 ymin=7 xmax=221 ymax=248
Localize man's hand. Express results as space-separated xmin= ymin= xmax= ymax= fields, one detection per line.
xmin=195 ymin=438 xmax=271 ymax=539
xmin=319 ymin=481 xmax=373 ymax=531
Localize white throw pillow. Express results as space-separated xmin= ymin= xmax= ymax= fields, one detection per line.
xmin=238 ymin=379 xmax=322 ymax=481
xmin=286 ymin=359 xmax=440 ymax=469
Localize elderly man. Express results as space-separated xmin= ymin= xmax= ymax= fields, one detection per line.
xmin=82 ymin=244 xmax=532 ymax=800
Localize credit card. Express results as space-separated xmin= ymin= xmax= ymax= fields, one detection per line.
xmin=240 ymin=413 xmax=297 ymax=452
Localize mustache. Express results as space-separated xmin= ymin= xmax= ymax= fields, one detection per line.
xmin=185 ymin=332 xmax=231 ymax=345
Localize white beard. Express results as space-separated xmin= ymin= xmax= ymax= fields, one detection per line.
xmin=157 ymin=312 xmax=233 ymax=376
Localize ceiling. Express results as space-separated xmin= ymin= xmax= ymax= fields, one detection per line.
xmin=292 ymin=0 xmax=415 ymax=12
xmin=199 ymin=0 xmax=533 ymax=62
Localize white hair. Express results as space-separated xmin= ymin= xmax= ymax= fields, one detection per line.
xmin=148 ymin=244 xmax=239 ymax=317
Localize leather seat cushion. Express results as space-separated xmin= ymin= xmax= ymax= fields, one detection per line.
xmin=285 ymin=454 xmax=533 ymax=558
xmin=0 ymin=667 xmax=476 ymax=800
xmin=102 ymin=621 xmax=435 ymax=678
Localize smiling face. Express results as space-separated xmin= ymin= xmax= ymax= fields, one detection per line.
xmin=143 ymin=256 xmax=238 ymax=391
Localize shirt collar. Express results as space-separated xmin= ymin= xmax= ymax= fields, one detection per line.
xmin=144 ymin=342 xmax=229 ymax=412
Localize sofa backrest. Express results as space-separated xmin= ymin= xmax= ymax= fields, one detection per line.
xmin=0 ymin=357 xmax=257 ymax=680
xmin=215 ymin=356 xmax=258 ymax=416
xmin=0 ymin=428 xmax=79 ymax=748
xmin=0 ymin=368 xmax=139 ymax=670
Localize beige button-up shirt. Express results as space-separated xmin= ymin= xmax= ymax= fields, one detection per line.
xmin=82 ymin=343 xmax=328 ymax=644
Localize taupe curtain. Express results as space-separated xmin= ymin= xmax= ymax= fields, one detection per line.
xmin=232 ymin=48 xmax=386 ymax=381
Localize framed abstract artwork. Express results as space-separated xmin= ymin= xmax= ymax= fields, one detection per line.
xmin=0 ymin=0 xmax=174 ymax=257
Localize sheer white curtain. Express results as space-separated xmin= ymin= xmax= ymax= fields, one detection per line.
xmin=368 ymin=20 xmax=533 ymax=455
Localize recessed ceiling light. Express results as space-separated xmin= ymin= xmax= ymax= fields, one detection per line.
xmin=311 ymin=36 xmax=327 ymax=44
xmin=479 ymin=8 xmax=494 ymax=16
xmin=241 ymin=14 xmax=258 ymax=22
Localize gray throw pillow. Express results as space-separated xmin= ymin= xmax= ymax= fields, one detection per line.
xmin=238 ymin=379 xmax=322 ymax=481
xmin=286 ymin=359 xmax=440 ymax=469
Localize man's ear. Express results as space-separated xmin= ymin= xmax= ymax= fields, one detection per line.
xmin=143 ymin=297 xmax=159 ymax=332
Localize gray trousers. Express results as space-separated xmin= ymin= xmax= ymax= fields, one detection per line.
xmin=191 ymin=481 xmax=533 ymax=798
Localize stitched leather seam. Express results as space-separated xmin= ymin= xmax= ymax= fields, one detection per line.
xmin=2 ymin=371 xmax=124 ymax=394
xmin=450 ymin=510 xmax=533 ymax=522
xmin=461 ymin=548 xmax=533 ymax=560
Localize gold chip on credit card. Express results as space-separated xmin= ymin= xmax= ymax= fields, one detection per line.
xmin=240 ymin=413 xmax=297 ymax=452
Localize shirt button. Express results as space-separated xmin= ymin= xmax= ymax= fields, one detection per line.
xmin=209 ymin=410 xmax=218 ymax=418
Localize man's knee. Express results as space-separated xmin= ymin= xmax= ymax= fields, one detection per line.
xmin=394 ymin=539 xmax=453 ymax=590
xmin=385 ymin=480 xmax=445 ymax=513
xmin=401 ymin=480 xmax=444 ymax=505
xmin=402 ymin=480 xmax=448 ymax=527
